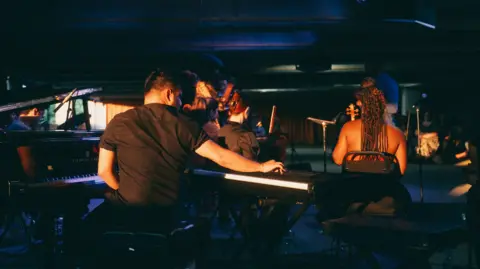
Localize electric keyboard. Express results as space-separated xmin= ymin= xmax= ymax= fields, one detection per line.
xmin=192 ymin=169 xmax=311 ymax=191
xmin=188 ymin=169 xmax=318 ymax=201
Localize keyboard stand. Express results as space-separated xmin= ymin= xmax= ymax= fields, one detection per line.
xmin=232 ymin=198 xmax=312 ymax=261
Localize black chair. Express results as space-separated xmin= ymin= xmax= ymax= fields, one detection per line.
xmin=340 ymin=151 xmax=409 ymax=216
xmin=342 ymin=151 xmax=401 ymax=176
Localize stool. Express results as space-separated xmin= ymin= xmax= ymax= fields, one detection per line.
xmin=96 ymin=223 xmax=203 ymax=269
xmin=97 ymin=232 xmax=171 ymax=268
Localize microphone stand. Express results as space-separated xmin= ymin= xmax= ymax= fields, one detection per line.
xmin=322 ymin=122 xmax=328 ymax=172
xmin=416 ymin=106 xmax=425 ymax=203
xmin=307 ymin=117 xmax=335 ymax=172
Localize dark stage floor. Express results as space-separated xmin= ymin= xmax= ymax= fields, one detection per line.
xmin=0 ymin=146 xmax=476 ymax=268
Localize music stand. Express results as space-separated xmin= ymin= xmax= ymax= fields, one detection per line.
xmin=307 ymin=117 xmax=336 ymax=172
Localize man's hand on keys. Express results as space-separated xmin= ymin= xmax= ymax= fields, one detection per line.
xmin=261 ymin=160 xmax=285 ymax=174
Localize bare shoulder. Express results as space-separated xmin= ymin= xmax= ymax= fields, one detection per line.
xmin=342 ymin=120 xmax=361 ymax=131
xmin=386 ymin=125 xmax=406 ymax=139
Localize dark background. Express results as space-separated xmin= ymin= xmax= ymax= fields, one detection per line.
xmin=1 ymin=0 xmax=479 ymax=120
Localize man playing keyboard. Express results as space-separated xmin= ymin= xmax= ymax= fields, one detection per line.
xmin=77 ymin=70 xmax=284 ymax=266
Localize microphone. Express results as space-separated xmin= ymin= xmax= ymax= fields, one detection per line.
xmin=412 ymin=93 xmax=428 ymax=108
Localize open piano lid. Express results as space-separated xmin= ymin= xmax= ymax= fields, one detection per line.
xmin=0 ymin=87 xmax=102 ymax=113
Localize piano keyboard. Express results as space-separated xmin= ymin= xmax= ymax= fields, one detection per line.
xmin=43 ymin=174 xmax=104 ymax=185
xmin=8 ymin=174 xmax=104 ymax=194
xmin=192 ymin=169 xmax=310 ymax=191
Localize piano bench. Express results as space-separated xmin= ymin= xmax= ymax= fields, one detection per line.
xmin=96 ymin=232 xmax=172 ymax=268
xmin=96 ymin=222 xmax=207 ymax=269
xmin=321 ymin=214 xmax=468 ymax=268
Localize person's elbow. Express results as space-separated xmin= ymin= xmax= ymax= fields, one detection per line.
xmin=98 ymin=166 xmax=113 ymax=179
xmin=397 ymin=156 xmax=407 ymax=176
xmin=399 ymin=165 xmax=406 ymax=176
xmin=332 ymin=155 xmax=343 ymax=166
xmin=332 ymin=150 xmax=344 ymax=166
xmin=97 ymin=159 xmax=114 ymax=179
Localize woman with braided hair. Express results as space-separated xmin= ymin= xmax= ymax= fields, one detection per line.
xmin=321 ymin=84 xmax=410 ymax=219
xmin=333 ymin=84 xmax=407 ymax=174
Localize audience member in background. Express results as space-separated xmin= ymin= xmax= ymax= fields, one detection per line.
xmin=415 ymin=111 xmax=441 ymax=160
xmin=450 ymin=126 xmax=480 ymax=268
xmin=439 ymin=124 xmax=467 ymax=164
xmin=469 ymin=181 xmax=480 ymax=269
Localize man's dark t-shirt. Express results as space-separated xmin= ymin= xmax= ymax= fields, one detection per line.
xmin=99 ymin=104 xmax=209 ymax=206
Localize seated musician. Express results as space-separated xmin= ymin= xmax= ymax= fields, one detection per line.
xmin=3 ymin=107 xmax=44 ymax=180
xmin=77 ymin=70 xmax=284 ymax=265
xmin=330 ymin=84 xmax=408 ymax=216
xmin=7 ymin=107 xmax=43 ymax=131
xmin=185 ymin=97 xmax=221 ymax=169
xmin=215 ymin=91 xmax=259 ymax=223
xmin=184 ymin=97 xmax=220 ymax=141
xmin=217 ymin=91 xmax=289 ymax=248
xmin=202 ymin=98 xmax=221 ymax=141
xmin=218 ymin=91 xmax=260 ymax=160
xmin=0 ymin=108 xmax=43 ymax=237
xmin=357 ymin=77 xmax=395 ymax=126
xmin=252 ymin=115 xmax=267 ymax=137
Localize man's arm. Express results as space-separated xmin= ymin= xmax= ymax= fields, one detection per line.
xmin=332 ymin=125 xmax=348 ymax=165
xmin=98 ymin=148 xmax=119 ymax=190
xmin=195 ymin=140 xmax=283 ymax=173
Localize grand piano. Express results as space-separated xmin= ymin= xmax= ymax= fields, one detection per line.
xmin=0 ymin=87 xmax=108 ymax=266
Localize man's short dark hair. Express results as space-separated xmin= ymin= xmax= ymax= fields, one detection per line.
xmin=144 ymin=70 xmax=182 ymax=94
xmin=177 ymin=70 xmax=199 ymax=105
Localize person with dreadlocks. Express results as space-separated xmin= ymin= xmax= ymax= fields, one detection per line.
xmin=355 ymin=77 xmax=395 ymax=126
xmin=335 ymin=82 xmax=407 ymax=174
xmin=320 ymin=84 xmax=410 ymax=218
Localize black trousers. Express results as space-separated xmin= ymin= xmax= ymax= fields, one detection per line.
xmin=75 ymin=194 xmax=176 ymax=267
xmin=77 ymin=194 xmax=211 ymax=268
xmin=467 ymin=184 xmax=480 ymax=268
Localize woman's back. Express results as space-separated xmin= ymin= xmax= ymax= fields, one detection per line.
xmin=345 ymin=120 xmax=405 ymax=155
